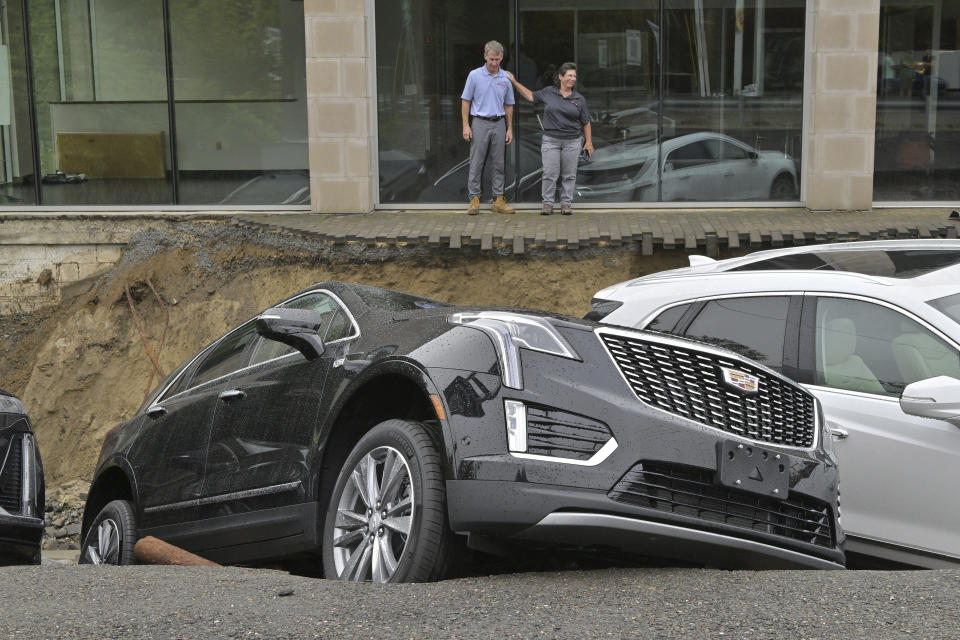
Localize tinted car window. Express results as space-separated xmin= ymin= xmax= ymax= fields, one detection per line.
xmin=324 ymin=309 xmax=354 ymax=342
xmin=667 ymin=141 xmax=714 ymax=169
xmin=190 ymin=324 xmax=257 ymax=388
xmin=157 ymin=364 xmax=193 ymax=403
xmin=645 ymin=303 xmax=692 ymax=333
xmin=718 ymin=141 xmax=749 ymax=160
xmin=731 ymin=249 xmax=960 ymax=278
xmin=813 ymin=297 xmax=960 ymax=396
xmin=928 ymin=292 xmax=960 ymax=325
xmin=684 ymin=297 xmax=790 ymax=370
xmin=352 ymin=284 xmax=452 ymax=311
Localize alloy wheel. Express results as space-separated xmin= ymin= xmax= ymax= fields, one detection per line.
xmin=85 ymin=518 xmax=120 ymax=565
xmin=331 ymin=445 xmax=413 ymax=582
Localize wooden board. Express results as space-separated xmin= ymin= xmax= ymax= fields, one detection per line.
xmin=56 ymin=132 xmax=166 ymax=179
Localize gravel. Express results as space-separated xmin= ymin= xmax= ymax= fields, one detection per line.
xmin=1 ymin=565 xmax=959 ymax=639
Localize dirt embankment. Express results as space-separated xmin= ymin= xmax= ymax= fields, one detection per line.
xmin=0 ymin=220 xmax=691 ymax=490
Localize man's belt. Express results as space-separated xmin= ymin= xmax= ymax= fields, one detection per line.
xmin=472 ymin=114 xmax=504 ymax=122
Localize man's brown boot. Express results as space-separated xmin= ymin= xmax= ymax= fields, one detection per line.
xmin=492 ymin=195 xmax=515 ymax=215
xmin=467 ymin=196 xmax=480 ymax=215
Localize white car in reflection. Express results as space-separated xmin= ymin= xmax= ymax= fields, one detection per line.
xmin=587 ymin=240 xmax=960 ymax=568
xmin=598 ymin=106 xmax=677 ymax=142
xmin=575 ymin=131 xmax=798 ymax=203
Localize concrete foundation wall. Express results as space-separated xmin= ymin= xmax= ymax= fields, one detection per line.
xmin=0 ymin=219 xmax=148 ymax=314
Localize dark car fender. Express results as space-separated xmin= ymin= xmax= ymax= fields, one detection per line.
xmin=81 ymin=456 xmax=141 ymax=542
xmin=306 ymin=356 xmax=464 ymax=505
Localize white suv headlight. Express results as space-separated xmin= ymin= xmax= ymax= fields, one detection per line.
xmin=450 ymin=311 xmax=580 ymax=389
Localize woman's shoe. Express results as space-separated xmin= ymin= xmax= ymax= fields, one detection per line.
xmin=560 ymin=205 xmax=572 ymax=215
xmin=541 ymin=204 xmax=553 ymax=215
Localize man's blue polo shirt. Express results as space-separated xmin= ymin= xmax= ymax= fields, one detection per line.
xmin=461 ymin=66 xmax=515 ymax=117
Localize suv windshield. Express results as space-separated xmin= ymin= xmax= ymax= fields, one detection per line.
xmin=929 ymin=293 xmax=960 ymax=325
xmin=731 ymin=249 xmax=960 ymax=278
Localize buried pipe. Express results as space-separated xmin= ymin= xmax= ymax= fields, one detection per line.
xmin=133 ymin=536 xmax=221 ymax=567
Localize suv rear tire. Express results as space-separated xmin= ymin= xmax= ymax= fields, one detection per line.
xmin=79 ymin=499 xmax=138 ymax=565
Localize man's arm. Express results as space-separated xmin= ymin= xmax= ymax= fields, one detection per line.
xmin=462 ymin=99 xmax=472 ymax=141
xmin=505 ymin=104 xmax=514 ymax=144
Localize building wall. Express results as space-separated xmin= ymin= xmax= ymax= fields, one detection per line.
xmin=305 ymin=0 xmax=375 ymax=213
xmin=805 ymin=0 xmax=881 ymax=211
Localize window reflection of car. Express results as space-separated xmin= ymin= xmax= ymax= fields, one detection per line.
xmin=0 ymin=390 xmax=44 ymax=566
xmin=575 ymin=132 xmax=798 ymax=203
xmin=418 ymin=133 xmax=549 ymax=203
xmin=588 ymin=239 xmax=960 ymax=568
xmin=220 ymin=172 xmax=310 ymax=206
xmin=596 ymin=106 xmax=677 ymax=142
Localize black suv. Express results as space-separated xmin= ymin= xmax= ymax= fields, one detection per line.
xmin=0 ymin=390 xmax=44 ymax=565
xmin=82 ymin=283 xmax=844 ymax=580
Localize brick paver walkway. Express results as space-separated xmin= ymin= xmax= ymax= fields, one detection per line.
xmin=235 ymin=208 xmax=960 ymax=256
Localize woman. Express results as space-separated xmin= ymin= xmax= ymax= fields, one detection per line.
xmin=506 ymin=62 xmax=593 ymax=215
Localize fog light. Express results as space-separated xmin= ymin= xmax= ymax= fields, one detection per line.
xmin=504 ymin=400 xmax=527 ymax=452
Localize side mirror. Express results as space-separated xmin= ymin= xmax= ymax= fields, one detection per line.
xmin=749 ymin=150 xmax=759 ymax=160
xmin=255 ymin=307 xmax=326 ymax=360
xmin=899 ymin=376 xmax=960 ymax=426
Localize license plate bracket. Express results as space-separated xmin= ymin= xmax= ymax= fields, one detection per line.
xmin=717 ymin=440 xmax=789 ymax=499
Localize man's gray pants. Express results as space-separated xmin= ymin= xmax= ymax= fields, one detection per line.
xmin=541 ymin=135 xmax=581 ymax=206
xmin=468 ymin=117 xmax=506 ymax=199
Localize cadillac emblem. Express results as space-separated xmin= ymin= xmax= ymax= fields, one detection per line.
xmin=720 ymin=367 xmax=759 ymax=394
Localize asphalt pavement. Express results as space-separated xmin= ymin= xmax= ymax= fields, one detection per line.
xmin=2 ymin=565 xmax=958 ymax=639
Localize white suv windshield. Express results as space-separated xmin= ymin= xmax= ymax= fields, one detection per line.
xmin=929 ymin=293 xmax=960 ymax=326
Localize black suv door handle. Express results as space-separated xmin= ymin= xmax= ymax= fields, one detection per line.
xmin=218 ymin=389 xmax=247 ymax=402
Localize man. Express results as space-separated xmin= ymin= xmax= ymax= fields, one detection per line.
xmin=461 ymin=40 xmax=515 ymax=215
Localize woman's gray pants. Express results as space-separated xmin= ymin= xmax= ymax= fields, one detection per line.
xmin=541 ymin=135 xmax=581 ymax=206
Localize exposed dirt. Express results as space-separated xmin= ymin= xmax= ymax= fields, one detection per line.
xmin=0 ymin=220 xmax=694 ymax=491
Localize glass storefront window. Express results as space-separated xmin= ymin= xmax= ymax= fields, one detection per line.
xmin=375 ymin=0 xmax=513 ymax=204
xmin=661 ymin=0 xmax=803 ymax=202
xmin=18 ymin=0 xmax=307 ymax=207
xmin=375 ymin=0 xmax=805 ymax=206
xmin=169 ymin=0 xmax=308 ymax=205
xmin=29 ymin=0 xmax=173 ymax=205
xmin=0 ymin=0 xmax=37 ymax=204
xmin=875 ymin=2 xmax=960 ymax=202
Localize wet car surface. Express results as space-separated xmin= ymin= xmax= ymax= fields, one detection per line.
xmin=82 ymin=282 xmax=843 ymax=581
xmin=0 ymin=390 xmax=44 ymax=565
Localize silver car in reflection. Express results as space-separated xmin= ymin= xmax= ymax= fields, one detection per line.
xmin=575 ymin=131 xmax=798 ymax=202
xmin=596 ymin=106 xmax=677 ymax=142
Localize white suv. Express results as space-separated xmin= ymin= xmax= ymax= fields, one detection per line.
xmin=589 ymin=240 xmax=960 ymax=568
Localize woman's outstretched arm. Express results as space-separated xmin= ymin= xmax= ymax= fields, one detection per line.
xmin=504 ymin=71 xmax=534 ymax=102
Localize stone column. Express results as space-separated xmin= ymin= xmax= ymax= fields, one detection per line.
xmin=305 ymin=0 xmax=373 ymax=213
xmin=806 ymin=0 xmax=880 ymax=211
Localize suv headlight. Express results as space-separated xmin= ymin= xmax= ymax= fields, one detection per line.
xmin=450 ymin=311 xmax=580 ymax=389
